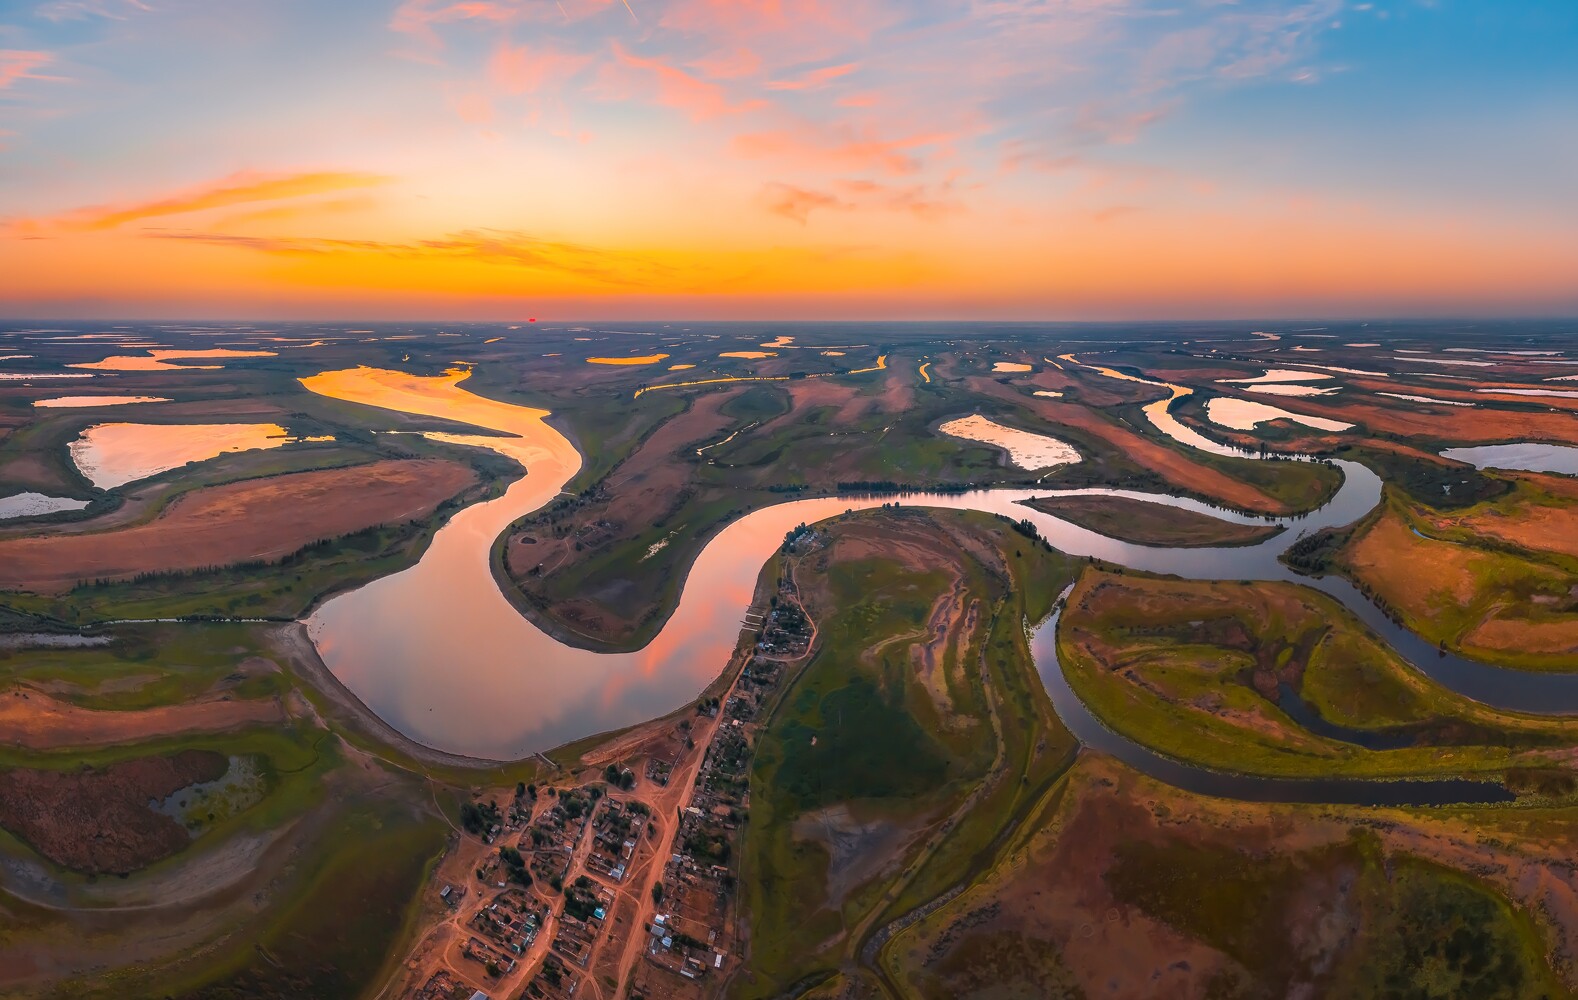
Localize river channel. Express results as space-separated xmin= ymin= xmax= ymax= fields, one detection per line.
xmin=299 ymin=365 xmax=1555 ymax=803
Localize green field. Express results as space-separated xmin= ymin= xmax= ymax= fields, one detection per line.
xmin=735 ymin=509 xmax=1079 ymax=997
xmin=1059 ymin=570 xmax=1575 ymax=780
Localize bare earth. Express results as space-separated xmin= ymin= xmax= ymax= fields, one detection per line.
xmin=0 ymin=687 xmax=283 ymax=751
xmin=0 ymin=458 xmax=476 ymax=591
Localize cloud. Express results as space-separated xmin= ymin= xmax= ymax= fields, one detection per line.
xmin=34 ymin=0 xmax=152 ymax=21
xmin=488 ymin=42 xmax=591 ymax=95
xmin=613 ymin=42 xmax=765 ymax=121
xmin=765 ymin=62 xmax=858 ymax=92
xmin=1072 ymin=101 xmax=1177 ymax=146
xmin=0 ymin=50 xmax=55 ymax=90
xmin=734 ymin=126 xmax=953 ymax=176
xmin=389 ymin=0 xmax=525 ymax=47
xmin=687 ymin=47 xmax=761 ymax=81
xmin=145 ymin=227 xmax=669 ymax=286
xmin=758 ymin=182 xmax=847 ymax=223
xmin=660 ymin=0 xmax=895 ymax=69
xmin=837 ymin=178 xmax=963 ymax=220
xmin=24 ymin=172 xmax=391 ymax=232
xmin=758 ymin=177 xmax=964 ymax=222
xmin=213 ymin=196 xmax=381 ymax=231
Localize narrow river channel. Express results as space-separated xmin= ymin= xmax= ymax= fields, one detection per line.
xmin=298 ymin=365 xmax=1564 ymax=805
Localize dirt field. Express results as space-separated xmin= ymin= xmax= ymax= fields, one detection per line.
xmin=0 ymin=749 xmax=227 ymax=874
xmin=0 ymin=687 xmax=283 ymax=750
xmin=0 ymin=458 xmax=476 ymax=592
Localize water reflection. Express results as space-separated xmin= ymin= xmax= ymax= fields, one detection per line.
xmin=34 ymin=395 xmax=172 ymax=408
xmin=70 ymin=422 xmax=290 ymax=490
xmin=298 ymin=366 xmax=1380 ymax=758
xmin=297 ymin=364 xmax=1578 ymax=762
xmin=1443 ymin=442 xmax=1578 ymax=476
xmin=67 ymin=348 xmax=277 ymax=371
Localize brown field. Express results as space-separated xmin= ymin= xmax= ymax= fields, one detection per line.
xmin=890 ymin=757 xmax=1236 ymax=998
xmin=0 ymin=687 xmax=283 ymax=750
xmin=0 ymin=749 xmax=227 ymax=874
xmin=959 ymin=374 xmax=1295 ymax=513
xmin=1344 ymin=377 xmax=1578 ymax=414
xmin=890 ymin=754 xmax=1576 ymax=998
xmin=750 ymin=368 xmax=912 ymax=430
xmin=1342 ymin=501 xmax=1578 ymax=663
xmin=0 ymin=458 xmax=476 ymax=592
xmin=1415 ymin=475 xmax=1578 ymax=562
xmin=1281 ymin=389 xmax=1578 ymax=445
xmin=1035 ymin=399 xmax=1287 ymax=513
xmin=0 ymin=453 xmax=70 ymax=493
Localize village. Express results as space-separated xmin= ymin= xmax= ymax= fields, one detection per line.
xmin=398 ymin=545 xmax=817 ymax=1000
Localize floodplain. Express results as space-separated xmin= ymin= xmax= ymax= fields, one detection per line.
xmin=2 ymin=319 xmax=1577 ymax=999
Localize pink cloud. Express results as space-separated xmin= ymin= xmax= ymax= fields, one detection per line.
xmin=389 ymin=0 xmax=522 ymax=48
xmin=1071 ymin=101 xmax=1177 ymax=145
xmin=765 ymin=62 xmax=857 ymax=91
xmin=660 ymin=0 xmax=895 ymax=70
xmin=613 ymin=42 xmax=765 ymax=121
xmin=835 ymin=91 xmax=881 ymax=108
xmin=836 ymin=178 xmax=963 ymax=220
xmin=757 ymin=176 xmax=965 ymax=223
xmin=488 ymin=42 xmax=591 ymax=95
xmin=758 ymin=182 xmax=847 ymax=224
xmin=447 ymin=88 xmax=495 ymax=124
xmin=688 ymin=47 xmax=762 ymax=81
xmin=733 ymin=126 xmax=952 ymax=176
xmin=0 ymin=51 xmax=55 ymax=90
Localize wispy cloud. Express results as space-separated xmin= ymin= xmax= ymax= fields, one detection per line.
xmin=48 ymin=171 xmax=391 ymax=231
xmin=34 ymin=0 xmax=152 ymax=22
xmin=389 ymin=0 xmax=526 ymax=49
xmin=146 ymin=227 xmax=671 ymax=286
xmin=613 ymin=42 xmax=765 ymax=121
xmin=766 ymin=62 xmax=858 ymax=92
xmin=734 ymin=126 xmax=954 ymax=176
xmin=758 ymin=176 xmax=964 ymax=223
xmin=0 ymin=50 xmax=56 ymax=90
xmin=758 ymin=182 xmax=845 ymax=223
xmin=488 ymin=41 xmax=590 ymax=95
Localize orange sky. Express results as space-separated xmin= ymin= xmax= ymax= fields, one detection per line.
xmin=2 ymin=1 xmax=1575 ymax=319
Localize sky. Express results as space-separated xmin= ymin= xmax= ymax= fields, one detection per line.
xmin=0 ymin=0 xmax=1574 ymax=321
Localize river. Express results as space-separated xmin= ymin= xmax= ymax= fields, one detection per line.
xmin=297 ymin=365 xmax=1560 ymax=803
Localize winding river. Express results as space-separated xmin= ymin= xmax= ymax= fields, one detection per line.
xmin=300 ymin=365 xmax=1551 ymax=802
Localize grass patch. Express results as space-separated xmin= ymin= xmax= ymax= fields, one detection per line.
xmin=1023 ymin=494 xmax=1282 ymax=548
xmin=0 ymin=622 xmax=286 ymax=709
xmin=771 ymin=673 xmax=949 ymax=812
xmin=1060 ymin=570 xmax=1570 ymax=779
